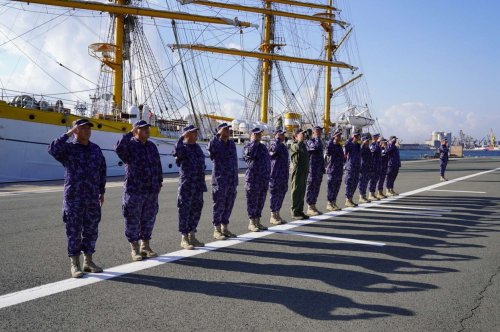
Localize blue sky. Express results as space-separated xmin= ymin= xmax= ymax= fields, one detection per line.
xmin=1 ymin=0 xmax=499 ymax=143
xmin=346 ymin=0 xmax=500 ymax=141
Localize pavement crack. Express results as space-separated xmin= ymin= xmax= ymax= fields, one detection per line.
xmin=457 ymin=264 xmax=500 ymax=332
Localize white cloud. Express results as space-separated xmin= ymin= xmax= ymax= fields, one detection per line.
xmin=377 ymin=102 xmax=487 ymax=143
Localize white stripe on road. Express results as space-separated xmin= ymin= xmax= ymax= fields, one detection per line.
xmin=0 ymin=167 xmax=499 ymax=310
xmin=271 ymin=229 xmax=386 ymax=246
xmin=365 ymin=204 xmax=452 ymax=213
xmin=361 ymin=208 xmax=442 ymax=217
xmin=428 ymin=189 xmax=486 ymax=194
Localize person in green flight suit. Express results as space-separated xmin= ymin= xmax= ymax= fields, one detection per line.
xmin=290 ymin=128 xmax=310 ymax=220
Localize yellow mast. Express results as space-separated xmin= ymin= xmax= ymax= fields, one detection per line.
xmin=11 ymin=0 xmax=256 ymax=27
xmin=260 ymin=1 xmax=274 ymax=124
xmin=323 ymin=0 xmax=334 ymax=134
xmin=113 ymin=0 xmax=125 ymax=113
xmin=179 ymin=0 xmax=340 ymax=25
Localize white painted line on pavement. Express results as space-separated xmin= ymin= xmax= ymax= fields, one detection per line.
xmin=366 ymin=204 xmax=452 ymax=213
xmin=271 ymin=229 xmax=386 ymax=246
xmin=429 ymin=189 xmax=486 ymax=194
xmin=362 ymin=208 xmax=442 ymax=217
xmin=0 ymin=166 xmax=498 ymax=310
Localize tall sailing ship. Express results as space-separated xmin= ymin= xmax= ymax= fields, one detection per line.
xmin=0 ymin=0 xmax=380 ymax=183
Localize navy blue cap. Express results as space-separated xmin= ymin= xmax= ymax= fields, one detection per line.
xmin=380 ymin=138 xmax=388 ymax=142
xmin=72 ymin=118 xmax=93 ymax=127
xmin=313 ymin=125 xmax=323 ymax=130
xmin=274 ymin=128 xmax=285 ymax=135
xmin=353 ymin=131 xmax=361 ymax=137
xmin=373 ymin=133 xmax=380 ymax=137
xmin=389 ymin=135 xmax=398 ymax=140
xmin=332 ymin=130 xmax=342 ymax=137
xmin=361 ymin=135 xmax=370 ymax=141
xmin=182 ymin=125 xmax=199 ymax=136
xmin=294 ymin=128 xmax=305 ymax=135
xmin=216 ymin=123 xmax=231 ymax=131
xmin=251 ymin=127 xmax=263 ymax=134
xmin=133 ymin=120 xmax=151 ymax=129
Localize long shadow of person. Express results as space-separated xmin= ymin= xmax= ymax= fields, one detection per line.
xmin=110 ymin=273 xmax=414 ymax=321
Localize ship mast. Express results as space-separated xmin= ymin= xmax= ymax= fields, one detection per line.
xmin=260 ymin=1 xmax=274 ymax=124
xmin=323 ymin=0 xmax=334 ymax=135
xmin=113 ymin=0 xmax=125 ymax=113
xmin=13 ymin=0 xmax=256 ymax=116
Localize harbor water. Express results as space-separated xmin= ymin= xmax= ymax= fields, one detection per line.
xmin=399 ymin=149 xmax=500 ymax=160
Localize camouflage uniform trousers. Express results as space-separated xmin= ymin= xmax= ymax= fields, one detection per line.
xmin=122 ymin=192 xmax=159 ymax=243
xmin=178 ymin=185 xmax=204 ymax=234
xmin=377 ymin=165 xmax=388 ymax=191
xmin=327 ymin=172 xmax=343 ymax=202
xmin=368 ymin=165 xmax=382 ymax=193
xmin=246 ymin=179 xmax=269 ymax=219
xmin=306 ymin=170 xmax=323 ymax=205
xmin=344 ymin=168 xmax=360 ymax=199
xmin=269 ymin=181 xmax=288 ymax=212
xmin=359 ymin=170 xmax=373 ymax=196
xmin=63 ymin=200 xmax=101 ymax=257
xmin=212 ymin=185 xmax=237 ymax=226
xmin=386 ymin=167 xmax=400 ymax=189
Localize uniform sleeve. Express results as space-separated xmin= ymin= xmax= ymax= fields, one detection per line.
xmin=155 ymin=145 xmax=163 ymax=186
xmin=269 ymin=140 xmax=279 ymax=158
xmin=243 ymin=141 xmax=259 ymax=162
xmin=48 ymin=134 xmax=70 ymax=165
xmin=115 ymin=132 xmax=133 ymax=163
xmin=306 ymin=138 xmax=321 ymax=152
xmin=290 ymin=142 xmax=299 ymax=153
xmin=326 ymin=139 xmax=334 ymax=156
xmin=173 ymin=137 xmax=186 ymax=166
xmin=99 ymin=150 xmax=107 ymax=195
xmin=207 ymin=137 xmax=218 ymax=160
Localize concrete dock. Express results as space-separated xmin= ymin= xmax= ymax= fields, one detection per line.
xmin=1 ymin=158 xmax=499 ymax=331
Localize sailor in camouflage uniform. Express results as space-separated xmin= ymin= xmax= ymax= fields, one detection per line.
xmin=48 ymin=119 xmax=106 ymax=278
xmin=385 ymin=135 xmax=401 ymax=196
xmin=173 ymin=125 xmax=207 ymax=250
xmin=243 ymin=128 xmax=271 ymax=232
xmin=439 ymin=138 xmax=449 ymax=182
xmin=115 ymin=120 xmax=163 ymax=261
xmin=358 ymin=135 xmax=373 ymax=203
xmin=305 ymin=126 xmax=325 ymax=216
xmin=269 ymin=128 xmax=289 ymax=225
xmin=208 ymin=123 xmax=238 ymax=240
xmin=377 ymin=138 xmax=389 ymax=198
xmin=367 ymin=133 xmax=382 ymax=201
xmin=325 ymin=130 xmax=344 ymax=211
xmin=344 ymin=131 xmax=361 ymax=207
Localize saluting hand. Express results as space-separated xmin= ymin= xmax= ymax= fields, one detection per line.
xmin=99 ymin=194 xmax=105 ymax=207
xmin=65 ymin=125 xmax=78 ymax=136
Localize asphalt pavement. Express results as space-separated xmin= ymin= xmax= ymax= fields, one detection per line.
xmin=0 ymin=157 xmax=499 ymax=331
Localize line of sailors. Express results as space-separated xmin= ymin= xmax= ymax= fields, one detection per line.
xmin=48 ymin=119 xmax=401 ymax=278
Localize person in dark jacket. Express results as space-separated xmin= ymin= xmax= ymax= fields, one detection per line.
xmin=325 ymin=130 xmax=344 ymax=211
xmin=173 ymin=125 xmax=207 ymax=250
xmin=367 ymin=133 xmax=382 ymax=201
xmin=358 ymin=135 xmax=373 ymax=203
xmin=115 ymin=120 xmax=163 ymax=261
xmin=243 ymin=128 xmax=271 ymax=231
xmin=48 ymin=118 xmax=106 ymax=278
xmin=344 ymin=131 xmax=361 ymax=207
xmin=208 ymin=123 xmax=238 ymax=240
xmin=305 ymin=126 xmax=325 ymax=215
xmin=439 ymin=138 xmax=449 ymax=182
xmin=377 ymin=138 xmax=389 ymax=199
xmin=269 ymin=128 xmax=290 ymax=225
xmin=385 ymin=136 xmax=401 ymax=196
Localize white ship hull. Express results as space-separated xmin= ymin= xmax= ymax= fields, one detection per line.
xmin=0 ymin=117 xmax=246 ymax=183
